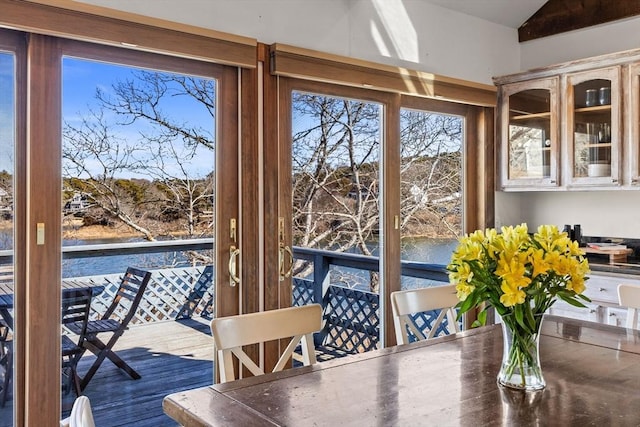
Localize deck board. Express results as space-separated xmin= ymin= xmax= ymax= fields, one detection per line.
xmin=0 ymin=317 xmax=214 ymax=427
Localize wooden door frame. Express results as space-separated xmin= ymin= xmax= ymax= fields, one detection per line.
xmin=4 ymin=30 xmax=244 ymax=424
xmin=0 ymin=1 xmax=253 ymax=422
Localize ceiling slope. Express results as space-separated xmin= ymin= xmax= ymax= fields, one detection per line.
xmin=519 ymin=0 xmax=640 ymax=42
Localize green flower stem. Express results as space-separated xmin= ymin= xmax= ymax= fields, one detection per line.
xmin=500 ymin=316 xmax=544 ymax=390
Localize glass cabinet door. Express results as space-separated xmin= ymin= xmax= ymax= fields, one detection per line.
xmin=499 ymin=78 xmax=559 ymax=188
xmin=565 ymin=67 xmax=621 ymax=186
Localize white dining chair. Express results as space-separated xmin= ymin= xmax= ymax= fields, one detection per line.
xmin=210 ymin=304 xmax=322 ymax=383
xmin=60 ymin=395 xmax=96 ymax=427
xmin=617 ymin=283 xmax=640 ymax=329
xmin=391 ymin=284 xmax=460 ymax=345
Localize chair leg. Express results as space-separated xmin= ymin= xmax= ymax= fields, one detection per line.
xmin=0 ymin=343 xmax=12 ymax=407
xmin=80 ymin=334 xmax=140 ymax=390
xmin=72 ymin=367 xmax=82 ymax=397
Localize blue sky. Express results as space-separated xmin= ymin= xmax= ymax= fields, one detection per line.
xmin=0 ymin=52 xmax=14 ymax=174
xmin=62 ymin=57 xmax=216 ymax=179
xmin=0 ymin=53 xmax=216 ymax=179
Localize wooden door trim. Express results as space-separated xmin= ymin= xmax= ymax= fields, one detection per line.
xmin=215 ymin=66 xmax=241 ymax=319
xmin=25 ymin=33 xmax=63 ymax=425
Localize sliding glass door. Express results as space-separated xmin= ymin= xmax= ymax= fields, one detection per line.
xmin=0 ymin=29 xmax=244 ymax=424
xmin=278 ymin=79 xmax=480 ymax=351
xmin=57 ymin=40 xmax=240 ymax=423
xmin=399 ymin=105 xmax=465 ymax=288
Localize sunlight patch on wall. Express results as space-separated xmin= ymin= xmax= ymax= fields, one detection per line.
xmin=371 ymin=0 xmax=418 ymax=62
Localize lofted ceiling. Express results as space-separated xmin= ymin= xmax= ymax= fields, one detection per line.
xmin=424 ymin=0 xmax=547 ymax=29
xmin=424 ymin=0 xmax=640 ymax=42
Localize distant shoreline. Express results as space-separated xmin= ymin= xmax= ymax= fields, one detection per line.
xmin=0 ymin=218 xmax=201 ymax=241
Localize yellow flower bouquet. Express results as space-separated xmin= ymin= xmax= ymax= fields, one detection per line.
xmin=447 ymin=223 xmax=590 ymax=390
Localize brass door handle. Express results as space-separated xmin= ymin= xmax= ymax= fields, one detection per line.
xmin=229 ymin=245 xmax=240 ymax=286
xmin=279 ymin=244 xmax=293 ymax=281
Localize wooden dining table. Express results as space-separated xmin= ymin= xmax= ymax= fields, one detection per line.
xmin=163 ymin=315 xmax=640 ymax=426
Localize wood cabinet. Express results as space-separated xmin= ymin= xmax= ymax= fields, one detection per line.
xmin=494 ymin=49 xmax=640 ymax=191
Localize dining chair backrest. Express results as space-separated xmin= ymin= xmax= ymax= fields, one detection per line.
xmin=210 ymin=304 xmax=322 ymax=383
xmin=391 ymin=284 xmax=460 ymax=345
xmin=60 ymin=395 xmax=96 ymax=427
xmin=617 ymin=283 xmax=640 ymax=329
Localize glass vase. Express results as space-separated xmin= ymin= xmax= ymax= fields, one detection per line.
xmin=497 ymin=318 xmax=545 ymax=391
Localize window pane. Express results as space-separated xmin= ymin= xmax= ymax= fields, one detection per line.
xmin=399 ymin=108 xmax=463 ymax=290
xmin=61 ymin=57 xmax=215 ymax=422
xmin=290 ymin=91 xmax=382 ymax=354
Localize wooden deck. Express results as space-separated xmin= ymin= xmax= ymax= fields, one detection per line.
xmin=0 ymin=317 xmax=214 ymax=427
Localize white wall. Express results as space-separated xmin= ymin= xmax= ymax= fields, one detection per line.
xmin=77 ymin=0 xmax=520 ymax=85
xmin=495 ymin=191 xmax=640 ymax=239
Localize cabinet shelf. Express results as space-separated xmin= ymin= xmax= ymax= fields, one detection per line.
xmin=509 ymin=147 xmax=551 ymax=154
xmin=510 ymin=111 xmax=551 ymax=120
xmin=575 ymin=105 xmax=611 ymax=113
xmin=585 ymin=142 xmax=612 ymax=148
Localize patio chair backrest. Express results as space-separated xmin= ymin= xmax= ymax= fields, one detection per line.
xmin=618 ymin=283 xmax=640 ymax=329
xmin=210 ymin=304 xmax=322 ymax=383
xmin=391 ymin=285 xmax=460 ymax=345
xmin=61 ymin=288 xmax=92 ymax=346
xmin=102 ymin=267 xmax=152 ymax=325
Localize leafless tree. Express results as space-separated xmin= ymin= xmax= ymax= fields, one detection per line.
xmin=399 ymin=109 xmax=462 ymax=240
xmin=63 ymin=109 xmax=158 ymax=240
xmin=290 ymin=95 xmax=463 ymax=291
xmin=63 ymin=70 xmax=215 ymax=245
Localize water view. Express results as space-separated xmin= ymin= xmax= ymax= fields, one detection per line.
xmin=0 ymin=229 xmax=455 ymax=284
